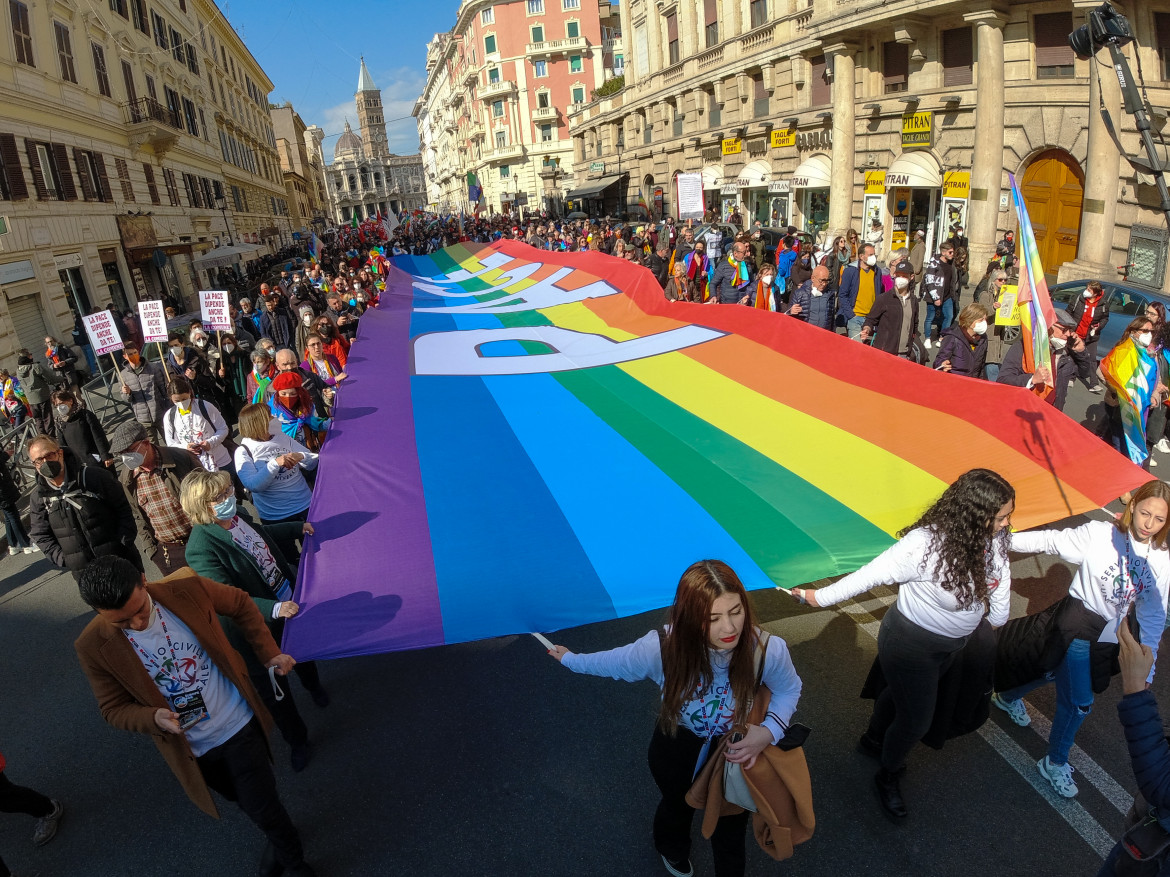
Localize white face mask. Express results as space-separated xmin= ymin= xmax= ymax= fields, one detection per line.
xmin=223 ymin=344 xmax=235 ymax=354
xmin=865 ymin=255 xmax=877 ymax=267
xmin=894 ymin=276 xmax=910 ymax=291
xmin=1138 ymin=332 xmax=1154 ymax=347
xmin=972 ymin=320 xmax=988 ymax=335
xmin=54 ymin=404 xmax=70 ymax=417
xmin=1083 ymin=290 xmax=1094 ymax=300
xmin=303 ymin=315 xmax=313 ymax=325
xmin=760 ymin=275 xmax=775 ymax=288
xmin=193 ymin=337 xmax=207 ymax=347
xmin=1050 ymin=337 xmax=1067 ymax=351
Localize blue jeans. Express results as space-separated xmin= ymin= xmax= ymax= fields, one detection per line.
xmin=984 ymin=362 xmax=1000 ymax=382
xmin=923 ymin=298 xmax=954 ymax=339
xmin=999 ymin=638 xmax=1093 ymax=765
xmin=1 ymin=507 xmax=29 ymax=549
xmin=846 ymin=315 xmax=866 ymax=340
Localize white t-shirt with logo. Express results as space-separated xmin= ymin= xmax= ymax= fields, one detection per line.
xmin=124 ymin=600 xmax=253 ymax=756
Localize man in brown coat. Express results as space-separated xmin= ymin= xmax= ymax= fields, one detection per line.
xmin=74 ymin=556 xmax=315 ymax=877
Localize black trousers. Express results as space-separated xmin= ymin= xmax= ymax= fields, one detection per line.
xmin=868 ymin=603 xmax=967 ymax=773
xmin=248 ymin=660 xmax=320 ymax=749
xmin=197 ymin=719 xmax=305 ymax=869
xmin=0 ymin=771 xmax=54 ymax=877
xmin=647 ymin=727 xmax=749 ymax=877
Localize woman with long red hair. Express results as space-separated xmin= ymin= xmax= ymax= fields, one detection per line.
xmin=548 ymin=560 xmax=802 ymax=877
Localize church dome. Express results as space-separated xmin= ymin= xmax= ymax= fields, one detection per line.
xmin=334 ymin=120 xmax=362 ymax=159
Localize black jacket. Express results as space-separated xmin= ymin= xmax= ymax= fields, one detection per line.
xmin=934 ymin=325 xmax=987 ymax=378
xmin=647 ymin=253 xmax=669 ymax=288
xmin=863 ymin=291 xmax=919 ymax=356
xmin=1067 ymin=293 xmax=1111 ymax=343
xmin=28 ymin=448 xmax=140 ymax=573
xmin=0 ymin=449 xmax=21 ymax=508
xmin=710 ymin=258 xmax=754 ymax=304
xmin=54 ymin=408 xmax=111 ymax=463
xmin=995 ymin=595 xmax=1119 ymax=696
xmin=996 ymin=339 xmax=1092 ymax=411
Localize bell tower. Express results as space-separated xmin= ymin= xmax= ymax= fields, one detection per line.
xmin=356 ymin=56 xmax=388 ymax=160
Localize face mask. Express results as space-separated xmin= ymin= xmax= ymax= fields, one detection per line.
xmin=348 ymin=298 xmax=357 ymax=307
xmin=120 ymin=451 xmax=145 ymax=470
xmin=40 ymin=459 xmax=62 ymax=479
xmin=54 ymin=404 xmax=70 ymax=416
xmin=194 ymin=337 xmax=207 ymax=347
xmin=865 ymin=255 xmax=877 ymax=267
xmin=174 ymin=397 xmax=191 ymax=414
xmin=972 ymin=320 xmax=988 ymax=335
xmin=811 ymin=287 xmax=823 ymax=297
xmin=126 ymin=353 xmax=140 ymax=365
xmin=303 ymin=315 xmax=313 ymax=325
xmin=1083 ymin=290 xmax=1094 ymax=300
xmin=1138 ymin=332 xmax=1154 ymax=347
xmin=760 ymin=276 xmax=775 ymax=287
xmin=223 ymin=344 xmax=235 ymax=354
xmin=894 ymin=276 xmax=910 ymax=291
xmin=260 ymin=347 xmax=275 ymax=357
xmin=212 ymin=495 xmax=236 ymax=521
xmin=1050 ymin=337 xmax=1067 ymax=351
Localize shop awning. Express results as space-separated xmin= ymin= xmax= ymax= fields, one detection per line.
xmin=190 ymin=243 xmax=262 ymax=269
xmin=885 ymin=151 xmax=943 ymax=188
xmin=740 ymin=160 xmax=773 ymax=185
xmin=701 ymin=165 xmax=722 ymax=189
xmin=565 ymin=175 xmax=623 ymax=199
xmin=791 ymin=154 xmax=832 ymax=189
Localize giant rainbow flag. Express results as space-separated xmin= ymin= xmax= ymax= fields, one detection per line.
xmin=282 ymin=242 xmax=1149 ymax=661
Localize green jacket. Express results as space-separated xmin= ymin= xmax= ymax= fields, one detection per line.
xmin=183 ymin=514 xmax=301 ymax=622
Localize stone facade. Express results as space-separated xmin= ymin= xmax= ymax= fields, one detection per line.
xmin=0 ymin=0 xmax=287 ymax=364
xmin=325 ymin=61 xmax=427 ymax=222
xmin=570 ymin=0 xmax=1170 ymax=291
xmin=271 ymin=102 xmax=329 ymax=238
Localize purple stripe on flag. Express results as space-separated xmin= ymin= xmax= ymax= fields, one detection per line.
xmin=281 ymin=266 xmax=443 ymax=660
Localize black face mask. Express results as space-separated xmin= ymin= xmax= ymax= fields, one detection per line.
xmin=41 ymin=459 xmax=62 ymax=480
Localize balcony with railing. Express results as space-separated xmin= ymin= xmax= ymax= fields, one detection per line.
xmin=602 ymin=36 xmax=623 ymax=54
xmin=486 ymin=143 xmax=526 ymax=163
xmin=462 ymin=66 xmax=479 ymax=87
xmin=124 ymin=97 xmax=181 ymax=155
xmin=468 ymin=122 xmax=486 ymax=140
xmin=532 ymin=105 xmax=559 ymax=122
xmin=525 ymin=36 xmax=587 ymax=57
xmin=480 ymin=80 xmax=517 ymax=101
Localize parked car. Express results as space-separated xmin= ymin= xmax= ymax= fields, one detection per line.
xmin=692 ymin=223 xmax=739 ymax=253
xmin=757 ymin=227 xmax=815 ymax=265
xmin=1049 ymin=279 xmax=1170 ymax=358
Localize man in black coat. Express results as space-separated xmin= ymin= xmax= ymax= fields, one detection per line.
xmin=996 ymin=321 xmax=1092 ymax=412
xmin=860 ymin=260 xmax=920 ymax=357
xmin=648 ymin=243 xmax=670 ymax=288
xmin=709 ymin=239 xmax=755 ymax=304
xmin=27 ymin=437 xmax=142 ymax=579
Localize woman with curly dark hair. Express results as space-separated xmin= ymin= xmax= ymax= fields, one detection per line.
xmin=788 ymin=469 xmax=1015 ymax=818
xmin=547 ymin=560 xmax=803 ymax=877
xmin=992 ymin=479 xmax=1170 ymax=800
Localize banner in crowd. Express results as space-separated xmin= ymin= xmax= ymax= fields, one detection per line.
xmin=138 ymin=301 xmax=169 ymax=343
xmin=81 ymin=310 xmax=124 ymax=355
xmin=199 ymin=290 xmax=232 ymax=331
xmin=283 ymin=242 xmax=1149 ymax=661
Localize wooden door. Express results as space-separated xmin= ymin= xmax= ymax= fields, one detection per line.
xmin=1021 ymin=150 xmax=1084 ymax=282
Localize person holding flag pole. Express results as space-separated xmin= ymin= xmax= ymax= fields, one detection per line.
xmin=1004 ymin=173 xmax=1058 ymax=402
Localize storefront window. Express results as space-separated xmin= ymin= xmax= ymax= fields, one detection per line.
xmin=802 ymin=189 xmax=829 ymax=237
xmin=59 ymin=267 xmax=92 ymax=324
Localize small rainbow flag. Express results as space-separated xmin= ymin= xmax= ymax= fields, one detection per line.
xmin=308 ymin=233 xmax=320 ymax=265
xmin=1008 ymin=173 xmax=1057 ymax=389
xmin=1101 ymin=336 xmax=1159 ymax=464
xmin=283 ymin=243 xmax=1149 ymax=660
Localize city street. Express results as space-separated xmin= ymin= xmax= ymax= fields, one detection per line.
xmin=0 ymin=377 xmax=1151 ymax=877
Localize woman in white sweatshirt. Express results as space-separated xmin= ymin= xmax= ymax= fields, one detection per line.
xmin=788 ymin=468 xmax=1015 ymax=819
xmin=992 ymin=479 xmax=1170 ymax=799
xmin=548 ymin=560 xmax=802 ymax=877
xmin=233 ymin=403 xmax=317 ymax=525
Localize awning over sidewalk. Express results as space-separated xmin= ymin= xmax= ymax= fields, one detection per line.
xmin=565 ymin=175 xmax=623 ymax=200
xmin=191 ymin=243 xmax=262 ymax=270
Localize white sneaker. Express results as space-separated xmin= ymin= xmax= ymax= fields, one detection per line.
xmin=22 ymin=546 xmax=35 ymax=554
xmin=7 ymin=546 xmax=17 ymax=556
xmin=660 ymin=856 xmax=694 ymax=877
xmin=1152 ymin=457 xmax=1159 ymax=467
xmin=923 ymin=337 xmax=932 ymax=349
xmin=991 ymin=692 xmax=1031 ymax=726
xmin=1037 ymin=756 xmax=1078 ymax=798
xmin=1157 ymin=439 xmax=1170 ymax=454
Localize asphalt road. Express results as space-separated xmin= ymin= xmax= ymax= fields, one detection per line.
xmin=0 ymin=365 xmax=1155 ymax=877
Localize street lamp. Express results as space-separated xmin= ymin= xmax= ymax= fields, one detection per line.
xmin=214 ymin=195 xmax=234 ymax=246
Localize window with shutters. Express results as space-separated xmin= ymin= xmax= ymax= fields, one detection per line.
xmin=182 ymin=97 xmax=199 ymax=136
xmin=570 ymin=54 xmax=582 ymax=73
xmin=566 ymin=20 xmax=579 ymax=38
xmin=91 ymin=43 xmax=110 ymax=96
xmin=145 ymin=74 xmax=156 ymax=102
xmin=941 ymin=27 xmax=973 ymax=87
xmin=1035 ymin=12 xmax=1074 ymax=78
xmin=132 ymin=0 xmax=148 ymax=35
xmin=115 ymin=157 xmax=134 ymax=202
xmin=704 ymin=0 xmax=718 ymax=48
xmin=708 ymin=90 xmax=721 ymax=128
xmin=185 ymin=43 xmax=198 ymax=75
xmin=1157 ymin=14 xmax=1170 ymax=80
xmin=484 ymin=34 xmax=496 ymax=54
xmin=0 ymin=134 xmax=27 ymax=200
xmin=54 ymin=22 xmax=76 ymax=83
xmin=151 ymin=11 xmax=167 ymax=49
xmin=30 ymin=143 xmax=58 ymax=198
xmin=10 ymin=1 xmax=32 ymax=67
xmin=540 ymin=123 xmax=553 ymax=142
xmin=109 ymin=0 xmax=127 ymax=18
xmin=143 ymin=162 xmax=159 ymax=204
xmin=883 ymin=41 xmax=908 ymax=93
xmin=170 ymin=29 xmax=184 ymax=63
xmin=531 ymin=25 xmax=544 ymax=43
xmin=750 ymin=0 xmax=767 ymax=29
xmin=121 ymin=61 xmax=136 ymax=103
xmin=164 ymin=86 xmax=181 ymax=128
xmin=533 ymin=59 xmax=548 ymax=77
xmin=199 ymin=177 xmax=213 ymax=207
xmin=198 ymin=108 xmax=208 ymax=141
xmin=74 ymin=149 xmax=107 ymax=201
xmin=666 ymin=12 xmax=678 ymax=65
xmin=162 ymin=167 xmax=179 ymax=205
xmin=810 ymin=54 xmax=830 ymax=106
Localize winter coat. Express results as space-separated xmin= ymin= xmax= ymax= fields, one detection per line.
xmin=934 ymin=325 xmax=987 ymax=378
xmin=862 ymin=291 xmax=919 ymax=356
xmin=710 ymin=258 xmax=754 ymax=305
xmin=55 ymin=407 xmax=111 ymax=463
xmin=994 ymin=595 xmax=1120 ymax=695
xmin=787 ymin=280 xmax=835 ymax=331
xmin=0 ymin=449 xmax=21 ymax=508
xmin=997 ymin=339 xmax=1092 ymax=412
xmin=920 ymin=255 xmax=959 ymax=305
xmin=837 ymin=263 xmax=886 ymax=321
xmin=1117 ymin=690 xmax=1170 ymax=829
xmin=1068 ymin=292 xmax=1111 ymax=343
xmin=28 ymin=448 xmax=138 ymax=573
xmin=119 ymin=360 xmax=168 ymax=425
xmin=15 ymin=362 xmax=52 ymax=404
xmin=257 ymin=310 xmax=294 ymax=349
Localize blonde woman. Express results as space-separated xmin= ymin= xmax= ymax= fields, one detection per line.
xmin=233 ymin=403 xmax=317 ymax=526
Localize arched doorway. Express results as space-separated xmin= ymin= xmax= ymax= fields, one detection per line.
xmin=1020 ymin=149 xmax=1084 ymax=282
